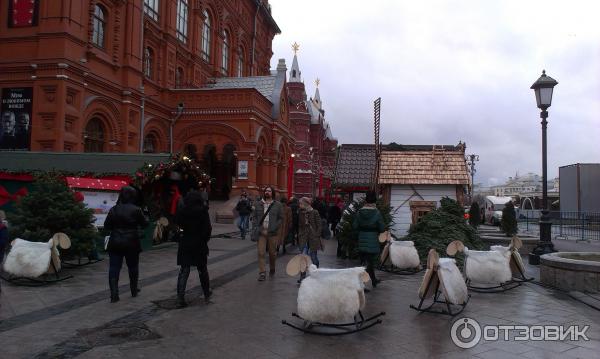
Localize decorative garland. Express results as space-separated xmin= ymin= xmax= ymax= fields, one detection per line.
xmin=133 ymin=153 xmax=212 ymax=188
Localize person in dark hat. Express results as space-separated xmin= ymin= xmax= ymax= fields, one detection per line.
xmin=104 ymin=186 xmax=148 ymax=303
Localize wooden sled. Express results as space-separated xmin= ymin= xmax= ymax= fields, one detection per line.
xmin=410 ymin=249 xmax=470 ymax=316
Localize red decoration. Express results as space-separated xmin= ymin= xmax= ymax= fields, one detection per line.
xmin=73 ymin=191 xmax=85 ymax=202
xmin=0 ymin=186 xmax=28 ymax=206
xmin=0 ymin=173 xmax=34 ymax=181
xmin=65 ymin=177 xmax=128 ymax=191
xmin=11 ymin=0 xmax=37 ymax=27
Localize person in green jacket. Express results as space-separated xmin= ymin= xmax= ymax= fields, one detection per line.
xmin=353 ymin=191 xmax=385 ymax=288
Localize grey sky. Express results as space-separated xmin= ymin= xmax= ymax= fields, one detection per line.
xmin=268 ymin=0 xmax=600 ymax=187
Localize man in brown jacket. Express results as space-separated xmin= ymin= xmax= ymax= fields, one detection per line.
xmin=252 ymin=186 xmax=283 ymax=281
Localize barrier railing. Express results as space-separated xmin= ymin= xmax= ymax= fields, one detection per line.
xmin=518 ymin=210 xmax=600 ymax=241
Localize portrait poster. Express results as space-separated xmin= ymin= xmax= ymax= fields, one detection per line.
xmin=1 ymin=87 xmax=33 ymax=150
xmin=237 ymin=160 xmax=248 ymax=179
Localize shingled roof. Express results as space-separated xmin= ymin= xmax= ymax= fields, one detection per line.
xmin=333 ymin=144 xmax=376 ymax=187
xmin=379 ymin=148 xmax=469 ymax=185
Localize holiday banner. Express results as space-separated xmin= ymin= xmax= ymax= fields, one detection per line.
xmin=1 ymin=87 xmax=33 ymax=150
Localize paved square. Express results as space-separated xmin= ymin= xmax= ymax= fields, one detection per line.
xmin=1 ymin=225 xmax=599 ymax=358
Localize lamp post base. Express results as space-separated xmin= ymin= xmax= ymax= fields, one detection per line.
xmin=528 ymin=213 xmax=555 ymax=265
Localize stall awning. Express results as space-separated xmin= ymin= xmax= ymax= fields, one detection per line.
xmin=66 ymin=177 xmax=128 ymax=191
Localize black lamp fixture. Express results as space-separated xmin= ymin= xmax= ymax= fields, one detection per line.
xmin=529 ymin=70 xmax=558 ymax=265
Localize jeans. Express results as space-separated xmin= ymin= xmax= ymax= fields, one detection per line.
xmin=302 ymin=245 xmax=319 ymax=268
xmin=108 ymin=252 xmax=139 ymax=281
xmin=238 ymin=215 xmax=249 ymax=238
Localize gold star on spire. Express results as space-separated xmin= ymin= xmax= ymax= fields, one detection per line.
xmin=292 ymin=42 xmax=300 ymax=55
xmin=315 ymin=78 xmax=320 ymax=87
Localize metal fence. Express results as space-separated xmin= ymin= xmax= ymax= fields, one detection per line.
xmin=518 ymin=210 xmax=600 ymax=241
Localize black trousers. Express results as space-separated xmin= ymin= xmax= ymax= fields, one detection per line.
xmin=177 ymin=255 xmax=210 ymax=297
xmin=359 ymin=252 xmax=378 ymax=284
xmin=108 ymin=252 xmax=139 ymax=281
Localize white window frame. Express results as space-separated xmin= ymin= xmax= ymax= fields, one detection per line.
xmin=144 ymin=0 xmax=159 ymax=21
xmin=176 ymin=0 xmax=188 ymax=43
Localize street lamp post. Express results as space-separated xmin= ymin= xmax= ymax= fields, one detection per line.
xmin=529 ymin=70 xmax=558 ymax=265
xmin=466 ymin=154 xmax=479 ymax=200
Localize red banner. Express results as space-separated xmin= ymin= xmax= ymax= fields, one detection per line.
xmin=9 ymin=0 xmax=39 ymax=28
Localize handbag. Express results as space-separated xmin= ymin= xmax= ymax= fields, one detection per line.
xmin=251 ymin=202 xmax=274 ymax=242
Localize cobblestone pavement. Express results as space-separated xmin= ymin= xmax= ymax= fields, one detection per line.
xmin=1 ymin=225 xmax=600 ymax=358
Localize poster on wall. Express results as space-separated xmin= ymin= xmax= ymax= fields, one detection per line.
xmin=80 ymin=190 xmax=120 ymax=227
xmin=1 ymin=87 xmax=33 ymax=150
xmin=237 ymin=160 xmax=248 ymax=179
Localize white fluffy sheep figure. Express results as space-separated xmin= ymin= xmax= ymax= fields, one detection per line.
xmin=447 ymin=240 xmax=512 ymax=285
xmin=381 ymin=240 xmax=421 ymax=270
xmin=3 ymin=233 xmax=71 ymax=278
xmin=298 ymin=264 xmax=369 ymax=323
xmin=411 ymin=248 xmax=469 ymax=315
xmin=490 ymin=236 xmax=531 ymax=282
xmin=284 ymin=255 xmax=384 ymax=334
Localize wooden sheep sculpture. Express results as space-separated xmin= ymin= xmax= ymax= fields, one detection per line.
xmin=282 ymin=254 xmax=385 ymax=335
xmin=448 ymin=239 xmax=520 ymax=292
xmin=490 ymin=236 xmax=533 ymax=283
xmin=410 ymin=246 xmax=470 ymax=316
xmin=379 ymin=232 xmax=421 ymax=274
xmin=2 ymin=233 xmax=73 ymax=285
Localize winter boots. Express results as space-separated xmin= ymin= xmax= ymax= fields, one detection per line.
xmin=129 ymin=272 xmax=140 ymax=297
xmin=109 ymin=278 xmax=119 ymax=303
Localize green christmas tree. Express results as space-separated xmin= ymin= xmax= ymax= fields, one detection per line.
xmin=468 ymin=202 xmax=481 ymax=228
xmin=404 ymin=197 xmax=483 ymax=268
xmin=500 ymin=201 xmax=518 ymax=237
xmin=8 ymin=176 xmax=100 ymax=257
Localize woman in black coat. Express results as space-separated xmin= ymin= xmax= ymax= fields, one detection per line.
xmin=175 ymin=191 xmax=212 ymax=308
xmin=104 ymin=186 xmax=148 ymax=303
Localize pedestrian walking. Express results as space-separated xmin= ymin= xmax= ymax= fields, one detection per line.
xmin=235 ymin=191 xmax=252 ymax=240
xmin=104 ymin=186 xmax=148 ymax=303
xmin=297 ymin=197 xmax=322 ymax=283
xmin=353 ymin=191 xmax=384 ymax=289
xmin=175 ymin=191 xmax=213 ymax=308
xmin=289 ymin=197 xmax=300 ymax=246
xmin=328 ymin=199 xmax=342 ymax=237
xmin=251 ymin=186 xmax=283 ymax=281
xmin=277 ymin=197 xmax=292 ymax=254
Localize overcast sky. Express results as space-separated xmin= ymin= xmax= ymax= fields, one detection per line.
xmin=268 ymin=0 xmax=600 ymax=187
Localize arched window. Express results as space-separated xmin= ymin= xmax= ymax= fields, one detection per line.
xmin=201 ymin=10 xmax=211 ymax=61
xmin=84 ymin=118 xmax=105 ymax=152
xmin=176 ymin=0 xmax=188 ymax=42
xmin=143 ymin=133 xmax=157 ymax=153
xmin=175 ymin=67 xmax=183 ymax=88
xmin=92 ymin=5 xmax=106 ymax=48
xmin=237 ymin=46 xmax=244 ymax=77
xmin=221 ymin=30 xmax=229 ymax=75
xmin=144 ymin=47 xmax=153 ymax=79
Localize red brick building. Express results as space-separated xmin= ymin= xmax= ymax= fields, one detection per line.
xmin=0 ymin=0 xmax=333 ymax=200
xmin=286 ymin=51 xmax=337 ymax=199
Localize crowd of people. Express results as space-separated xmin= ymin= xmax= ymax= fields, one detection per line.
xmin=102 ymin=185 xmax=384 ymax=306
